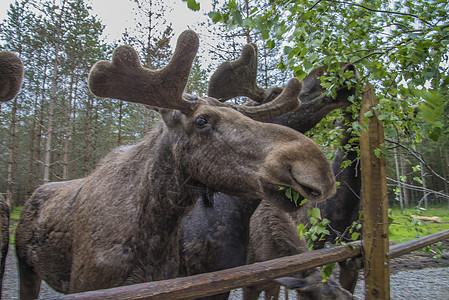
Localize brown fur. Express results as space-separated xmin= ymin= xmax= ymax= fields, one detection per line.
xmin=245 ymin=201 xmax=352 ymax=300
xmin=0 ymin=51 xmax=24 ymax=102
xmin=15 ymin=31 xmax=336 ymax=299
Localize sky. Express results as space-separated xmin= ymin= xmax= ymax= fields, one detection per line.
xmin=0 ymin=0 xmax=213 ymax=44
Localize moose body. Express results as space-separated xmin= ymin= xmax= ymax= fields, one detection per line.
xmin=179 ymin=193 xmax=261 ymax=300
xmin=15 ymin=31 xmax=336 ymax=299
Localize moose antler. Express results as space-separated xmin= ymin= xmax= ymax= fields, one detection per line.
xmin=234 ymin=78 xmax=301 ymax=122
xmin=0 ymin=51 xmax=24 ymax=102
xmin=208 ymin=42 xmax=301 ymax=121
xmin=208 ymin=43 xmax=265 ymax=102
xmin=88 ymin=30 xmax=199 ymax=114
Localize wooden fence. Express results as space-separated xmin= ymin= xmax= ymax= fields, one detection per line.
xmin=51 ymin=84 xmax=449 ymax=300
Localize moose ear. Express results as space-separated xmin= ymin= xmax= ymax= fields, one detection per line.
xmin=0 ymin=51 xmax=24 ymax=102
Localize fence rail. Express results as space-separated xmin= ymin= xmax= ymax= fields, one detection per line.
xmin=53 ymin=229 xmax=449 ymax=300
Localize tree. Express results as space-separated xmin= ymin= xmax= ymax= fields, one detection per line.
xmin=186 ymin=0 xmax=449 ymax=207
xmin=1 ymin=0 xmax=38 ymax=205
xmin=1 ymin=0 xmax=109 ymax=205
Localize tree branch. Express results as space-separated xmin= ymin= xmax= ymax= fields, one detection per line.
xmin=387 ymin=177 xmax=449 ymax=200
xmin=325 ymin=0 xmax=433 ymax=26
xmin=386 ymin=138 xmax=449 ymax=185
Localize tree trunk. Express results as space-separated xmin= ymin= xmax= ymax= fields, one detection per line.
xmin=43 ymin=52 xmax=58 ymax=183
xmin=440 ymin=146 xmax=449 ymax=194
xmin=83 ymin=95 xmax=94 ymax=177
xmin=420 ymin=161 xmax=428 ymax=209
xmin=43 ymin=0 xmax=66 ymax=183
xmin=6 ymin=97 xmax=18 ymax=206
xmin=400 ymin=152 xmax=409 ymax=208
xmin=118 ymin=100 xmax=123 ymax=146
xmin=26 ymin=91 xmax=41 ymax=198
xmin=393 ymin=147 xmax=403 ymax=211
xmin=62 ymin=72 xmax=75 ymax=180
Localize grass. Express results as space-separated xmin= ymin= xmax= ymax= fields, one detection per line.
xmin=9 ymin=205 xmax=22 ymax=245
xmin=388 ymin=205 xmax=449 ymax=244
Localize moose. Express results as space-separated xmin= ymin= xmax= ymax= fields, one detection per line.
xmin=14 ymin=30 xmax=337 ymax=299
xmin=179 ymin=42 xmax=359 ymax=299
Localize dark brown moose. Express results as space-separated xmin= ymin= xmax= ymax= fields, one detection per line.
xmin=179 ymin=42 xmax=359 ymax=299
xmin=14 ymin=30 xmax=336 ymax=299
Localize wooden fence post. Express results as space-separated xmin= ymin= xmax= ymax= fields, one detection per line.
xmin=360 ymin=83 xmax=390 ymax=299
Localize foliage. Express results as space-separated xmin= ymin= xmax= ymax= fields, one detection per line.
xmin=202 ymin=0 xmax=449 ymax=143
xmin=297 ymin=207 xmax=331 ymax=250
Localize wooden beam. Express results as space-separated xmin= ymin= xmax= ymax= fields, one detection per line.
xmin=390 ymin=228 xmax=449 ymax=259
xmin=52 ymin=243 xmax=361 ymax=300
xmin=49 ymin=227 xmax=449 ymax=300
xmin=360 ymin=83 xmax=390 ymax=299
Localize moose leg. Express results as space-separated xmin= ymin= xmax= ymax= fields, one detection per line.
xmin=338 ymin=261 xmax=359 ymax=293
xmin=17 ymin=256 xmax=41 ymax=300
xmin=243 ymin=285 xmax=263 ymax=300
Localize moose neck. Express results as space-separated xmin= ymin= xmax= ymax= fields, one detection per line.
xmin=128 ymin=125 xmax=200 ymax=281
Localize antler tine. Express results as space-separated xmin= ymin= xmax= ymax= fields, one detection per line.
xmin=0 ymin=51 xmax=24 ymax=102
xmin=88 ymin=30 xmax=199 ymax=113
xmin=208 ymin=43 xmax=266 ymax=102
xmin=235 ymin=78 xmax=302 ymax=122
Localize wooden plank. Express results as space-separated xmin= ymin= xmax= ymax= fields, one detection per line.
xmin=52 ymin=243 xmax=361 ymax=300
xmin=390 ymin=228 xmax=449 ymax=259
xmin=360 ymin=83 xmax=390 ymax=299
xmin=49 ymin=227 xmax=449 ymax=300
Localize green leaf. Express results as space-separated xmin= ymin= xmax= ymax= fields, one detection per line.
xmin=186 ymin=0 xmax=200 ymax=11
xmin=297 ymin=223 xmax=306 ymax=239
xmin=232 ymin=10 xmax=243 ymax=25
xmin=309 ymin=207 xmax=321 ymax=220
xmin=208 ymin=11 xmax=222 ymax=23
xmin=364 ymin=111 xmax=373 ymax=118
xmin=351 ymin=232 xmax=360 ymax=241
xmin=320 ymin=263 xmax=335 ymax=282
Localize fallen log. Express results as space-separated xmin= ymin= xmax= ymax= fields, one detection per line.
xmin=411 ymin=215 xmax=442 ymax=223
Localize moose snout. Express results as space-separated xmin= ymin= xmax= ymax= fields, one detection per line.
xmin=261 ymin=137 xmax=336 ymax=203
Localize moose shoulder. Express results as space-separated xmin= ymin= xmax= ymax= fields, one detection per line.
xmin=15 ymin=30 xmax=336 ymax=299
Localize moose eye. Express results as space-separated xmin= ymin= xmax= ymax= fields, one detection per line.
xmin=195 ymin=116 xmax=209 ymax=128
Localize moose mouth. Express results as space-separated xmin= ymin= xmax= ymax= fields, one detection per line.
xmin=263 ymin=183 xmax=322 ymax=212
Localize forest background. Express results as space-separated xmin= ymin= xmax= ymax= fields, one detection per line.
xmin=0 ymin=0 xmax=448 ymax=212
